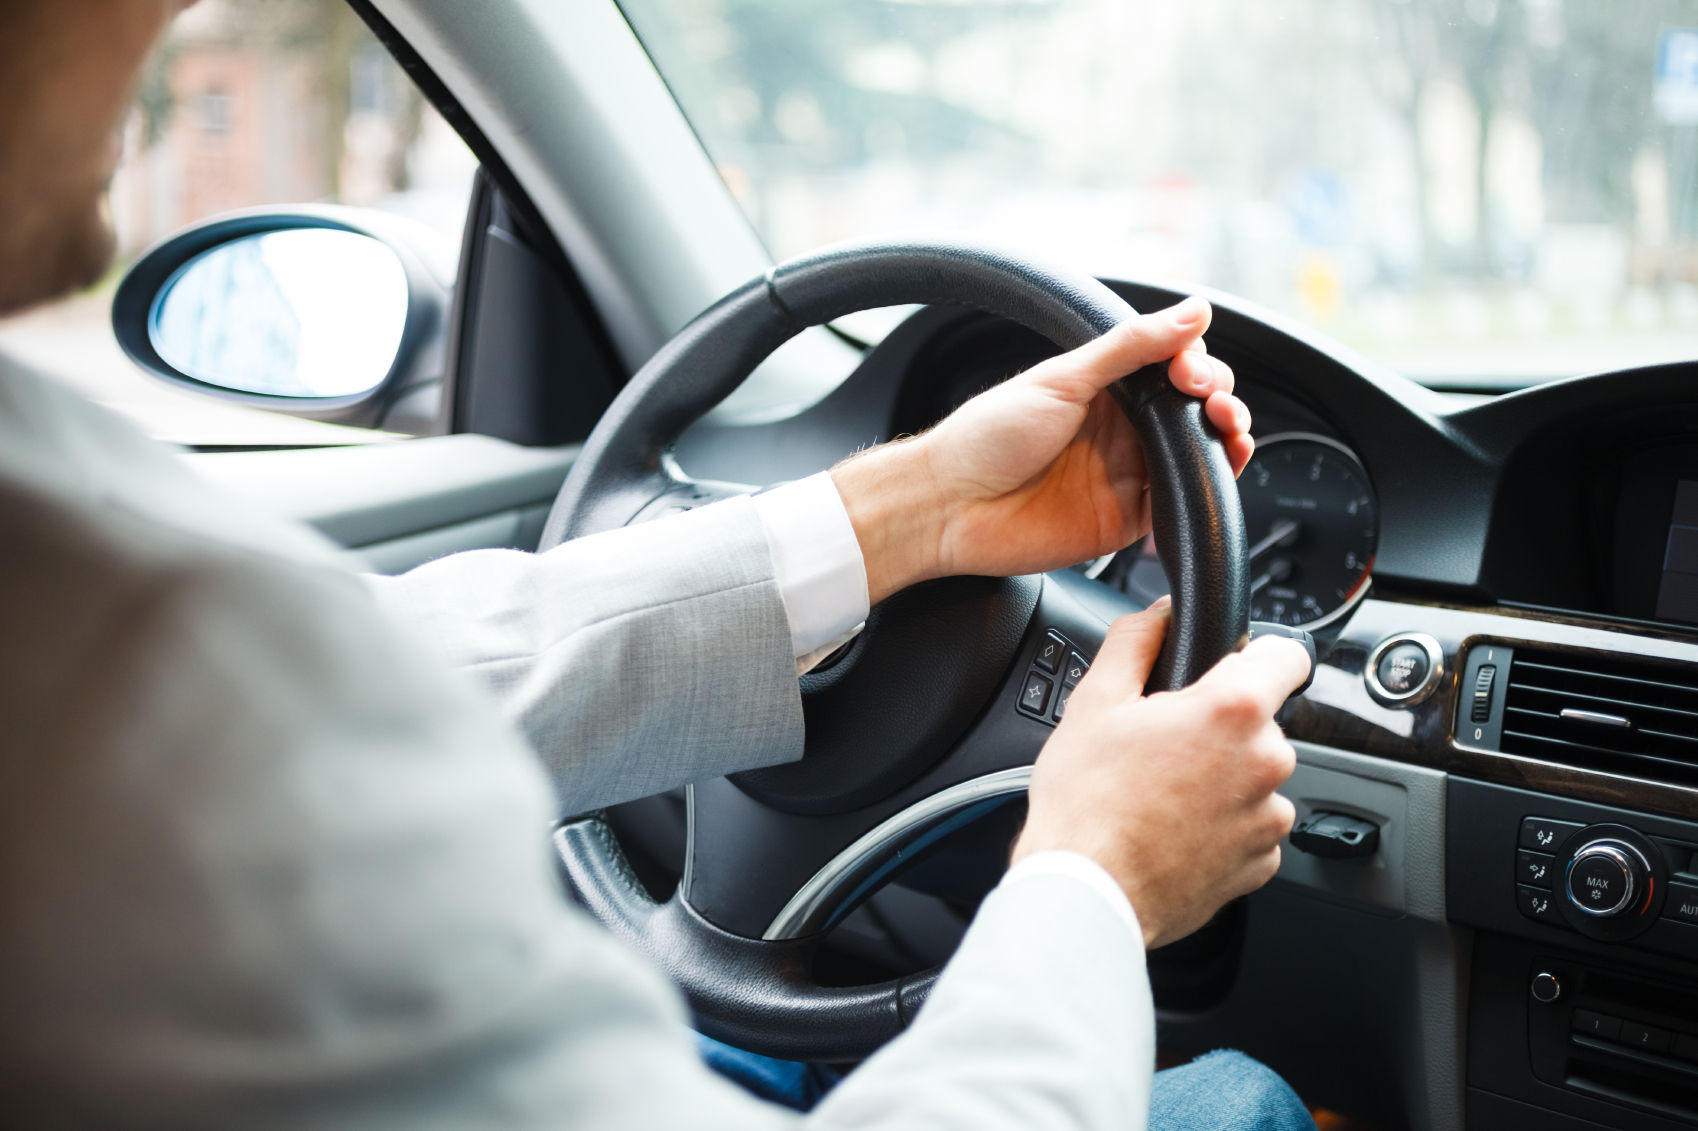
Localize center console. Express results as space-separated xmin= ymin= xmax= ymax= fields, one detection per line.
xmin=1450 ymin=780 xmax=1698 ymax=1129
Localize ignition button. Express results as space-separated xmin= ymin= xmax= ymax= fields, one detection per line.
xmin=1364 ymin=633 xmax=1444 ymax=707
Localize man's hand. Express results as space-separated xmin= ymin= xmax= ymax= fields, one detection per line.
xmin=832 ymin=297 xmax=1251 ymax=603
xmin=1014 ymin=599 xmax=1309 ymax=949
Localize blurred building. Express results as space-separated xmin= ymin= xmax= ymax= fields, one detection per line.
xmin=109 ymin=0 xmax=427 ymax=256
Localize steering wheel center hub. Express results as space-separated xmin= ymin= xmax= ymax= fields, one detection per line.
xmin=732 ymin=573 xmax=1041 ymax=815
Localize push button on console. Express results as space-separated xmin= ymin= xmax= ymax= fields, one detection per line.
xmin=1035 ymin=633 xmax=1065 ymax=674
xmin=1363 ymin=633 xmax=1443 ymax=707
xmin=1620 ymin=1022 xmax=1672 ymax=1054
xmin=1568 ymin=851 xmax=1633 ymax=916
xmin=1573 ymin=1010 xmax=1622 ymax=1040
xmin=1517 ymin=884 xmax=1565 ymax=926
xmin=1664 ymin=881 xmax=1698 ymax=926
xmin=1375 ymin=643 xmax=1430 ymax=695
xmin=1518 ymin=816 xmax=1583 ymax=854
xmin=1516 ymin=849 xmax=1555 ymax=888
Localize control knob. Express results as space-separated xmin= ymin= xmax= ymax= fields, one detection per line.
xmin=1564 ymin=839 xmax=1650 ymax=919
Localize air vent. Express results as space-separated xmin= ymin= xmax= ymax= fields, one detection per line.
xmin=1502 ymin=648 xmax=1698 ymax=784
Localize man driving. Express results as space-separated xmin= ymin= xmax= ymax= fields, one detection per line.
xmin=1 ymin=2 xmax=1316 ymax=1128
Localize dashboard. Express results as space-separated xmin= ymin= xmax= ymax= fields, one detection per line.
xmin=677 ymin=279 xmax=1698 ymax=811
xmin=675 ymin=278 xmax=1698 ymax=1131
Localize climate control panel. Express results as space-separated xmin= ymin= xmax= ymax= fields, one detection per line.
xmin=1452 ymin=779 xmax=1698 ymax=966
xmin=1515 ymin=819 xmax=1670 ymax=942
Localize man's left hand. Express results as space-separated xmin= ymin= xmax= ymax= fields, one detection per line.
xmin=833 ymin=296 xmax=1251 ymax=603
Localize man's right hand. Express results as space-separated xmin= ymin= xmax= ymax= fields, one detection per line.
xmin=1012 ymin=598 xmax=1311 ymax=949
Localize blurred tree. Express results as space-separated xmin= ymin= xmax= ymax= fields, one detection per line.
xmin=219 ymin=0 xmax=360 ymax=198
xmin=626 ymin=0 xmax=1045 ymax=233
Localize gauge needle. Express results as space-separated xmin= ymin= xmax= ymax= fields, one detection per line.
xmin=1250 ymin=557 xmax=1293 ymax=595
xmin=1247 ymin=517 xmax=1300 ymax=562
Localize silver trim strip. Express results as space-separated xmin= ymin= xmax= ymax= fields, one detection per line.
xmin=680 ymin=784 xmax=697 ymax=902
xmin=1559 ymin=708 xmax=1634 ymax=729
xmin=763 ymin=766 xmax=1033 ymax=941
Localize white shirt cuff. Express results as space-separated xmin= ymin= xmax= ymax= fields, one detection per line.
xmin=750 ymin=471 xmax=870 ymax=673
xmin=1002 ymin=850 xmax=1141 ymax=943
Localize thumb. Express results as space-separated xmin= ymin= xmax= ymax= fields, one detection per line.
xmin=1027 ymin=297 xmax=1213 ymax=403
xmin=1078 ymin=596 xmax=1171 ymax=700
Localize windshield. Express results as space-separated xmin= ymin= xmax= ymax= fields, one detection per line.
xmin=620 ymin=0 xmax=1698 ymax=386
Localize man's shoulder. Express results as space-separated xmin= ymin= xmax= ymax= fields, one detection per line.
xmin=0 ymin=349 xmax=343 ymax=568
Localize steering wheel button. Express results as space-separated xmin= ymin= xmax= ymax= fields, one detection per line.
xmin=1019 ymin=671 xmax=1053 ymax=716
xmin=1035 ymin=633 xmax=1065 ymax=673
xmin=1063 ymin=652 xmax=1089 ymax=687
xmin=1053 ymin=683 xmax=1073 ymax=722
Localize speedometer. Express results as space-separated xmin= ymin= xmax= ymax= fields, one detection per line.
xmin=1239 ymin=433 xmax=1377 ymax=628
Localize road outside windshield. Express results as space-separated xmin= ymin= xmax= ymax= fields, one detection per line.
xmin=621 ymin=0 xmax=1698 ymax=386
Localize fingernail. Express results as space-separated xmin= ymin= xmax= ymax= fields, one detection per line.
xmin=1151 ymin=594 xmax=1173 ymax=609
xmin=1171 ymin=296 xmax=1206 ymax=327
xmin=1235 ymin=401 xmax=1251 ymax=432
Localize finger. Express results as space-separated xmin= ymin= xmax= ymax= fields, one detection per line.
xmin=1170 ymin=350 xmax=1235 ymax=399
xmin=1245 ymin=731 xmax=1300 ymax=795
xmin=1195 ymin=635 xmax=1313 ymax=719
xmin=1079 ymin=596 xmax=1170 ymax=699
xmin=1166 ymin=350 xmax=1218 ymax=397
xmin=1204 ymin=390 xmax=1250 ymax=439
xmin=1032 ymin=297 xmax=1213 ymax=400
xmin=1231 ymin=845 xmax=1284 ymax=899
xmin=1225 ymin=432 xmax=1255 ymax=477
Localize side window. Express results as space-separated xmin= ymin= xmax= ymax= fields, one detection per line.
xmin=0 ymin=3 xmax=477 ymax=448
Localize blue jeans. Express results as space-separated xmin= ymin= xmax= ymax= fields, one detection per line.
xmin=700 ymin=1036 xmax=1316 ymax=1129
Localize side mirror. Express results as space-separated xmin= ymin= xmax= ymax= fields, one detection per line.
xmin=113 ymin=207 xmax=454 ymax=433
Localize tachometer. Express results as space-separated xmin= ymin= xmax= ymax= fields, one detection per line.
xmin=1240 ymin=433 xmax=1377 ymax=628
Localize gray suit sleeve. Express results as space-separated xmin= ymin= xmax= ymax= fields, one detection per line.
xmin=0 ymin=485 xmax=1151 ymax=1131
xmin=364 ymin=496 xmax=805 ymax=812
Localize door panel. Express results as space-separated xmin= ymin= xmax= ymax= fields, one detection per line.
xmin=186 ymin=435 xmax=575 ymax=572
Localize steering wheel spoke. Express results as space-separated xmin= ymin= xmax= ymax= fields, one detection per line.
xmin=685 ymin=569 xmax=1137 ymax=939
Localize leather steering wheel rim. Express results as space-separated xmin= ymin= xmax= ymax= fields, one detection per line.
xmin=543 ymin=240 xmax=1249 ymax=1062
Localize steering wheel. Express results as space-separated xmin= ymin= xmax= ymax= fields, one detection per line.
xmin=541 ymin=241 xmax=1249 ymax=1062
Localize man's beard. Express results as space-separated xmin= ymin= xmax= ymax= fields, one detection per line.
xmin=0 ymin=190 xmax=118 ymax=319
